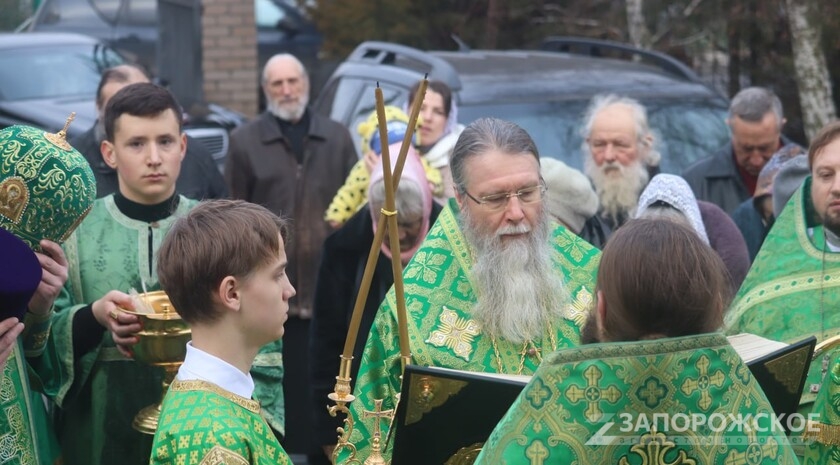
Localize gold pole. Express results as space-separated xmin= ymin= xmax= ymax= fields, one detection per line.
xmin=329 ymin=79 xmax=428 ymax=464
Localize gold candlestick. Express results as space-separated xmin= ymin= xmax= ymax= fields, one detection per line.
xmin=330 ymin=77 xmax=428 ymax=465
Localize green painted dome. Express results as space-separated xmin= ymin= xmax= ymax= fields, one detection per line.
xmin=0 ymin=117 xmax=96 ymax=250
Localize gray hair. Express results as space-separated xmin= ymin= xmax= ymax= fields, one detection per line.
xmin=580 ymin=94 xmax=661 ymax=166
xmin=369 ymin=178 xmax=425 ymax=222
xmin=729 ymin=87 xmax=783 ymax=129
xmin=638 ymin=204 xmax=691 ymax=226
xmin=450 ymin=117 xmax=539 ymax=193
xmin=262 ymin=53 xmax=309 ymax=85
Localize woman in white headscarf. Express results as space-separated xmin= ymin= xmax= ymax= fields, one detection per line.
xmin=636 ymin=174 xmax=750 ymax=289
xmin=407 ymin=79 xmax=464 ymax=199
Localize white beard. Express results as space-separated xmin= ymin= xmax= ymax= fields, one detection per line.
xmin=461 ymin=207 xmax=568 ymax=343
xmin=266 ymin=93 xmax=309 ymax=122
xmin=585 ymin=156 xmax=649 ymax=224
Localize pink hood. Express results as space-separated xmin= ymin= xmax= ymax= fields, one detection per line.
xmin=368 ymin=142 xmax=433 ymax=263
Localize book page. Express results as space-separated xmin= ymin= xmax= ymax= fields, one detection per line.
xmin=426 ymin=365 xmax=532 ymax=384
xmin=727 ymin=333 xmax=789 ymax=364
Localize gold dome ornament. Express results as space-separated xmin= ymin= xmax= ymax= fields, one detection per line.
xmin=0 ymin=113 xmax=97 ymax=250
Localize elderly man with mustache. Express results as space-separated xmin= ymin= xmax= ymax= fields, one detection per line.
xmin=582 ymin=94 xmax=662 ymax=235
xmin=334 ymin=118 xmax=600 ymax=464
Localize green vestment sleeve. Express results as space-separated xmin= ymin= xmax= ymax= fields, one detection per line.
xmin=0 ymin=343 xmax=62 ymax=465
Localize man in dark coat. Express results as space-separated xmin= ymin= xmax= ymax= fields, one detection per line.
xmin=682 ymin=87 xmax=787 ymax=214
xmin=71 ymin=65 xmax=227 ymax=200
xmin=225 ymin=53 xmax=357 ymax=462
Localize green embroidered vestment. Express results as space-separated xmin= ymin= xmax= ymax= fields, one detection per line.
xmin=336 ymin=199 xmax=600 ymax=464
xmin=475 ymin=334 xmax=799 ymax=465
xmin=150 ymin=380 xmax=291 ymax=465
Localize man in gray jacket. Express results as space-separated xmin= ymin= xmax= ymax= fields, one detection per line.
xmin=224 ymin=53 xmax=357 ymax=462
xmin=682 ymin=87 xmax=786 ymax=214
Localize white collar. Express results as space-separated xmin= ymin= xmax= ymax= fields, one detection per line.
xmin=175 ymin=342 xmax=255 ymax=399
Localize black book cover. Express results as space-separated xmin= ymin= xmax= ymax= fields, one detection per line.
xmin=391 ymin=365 xmax=528 ymax=464
xmin=744 ymin=335 xmax=816 ymax=432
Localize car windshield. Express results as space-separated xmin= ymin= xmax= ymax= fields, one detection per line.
xmin=458 ymin=99 xmax=730 ymax=174
xmin=0 ymin=43 xmax=123 ymax=101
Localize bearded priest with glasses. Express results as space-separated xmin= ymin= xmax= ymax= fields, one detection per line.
xmin=335 ymin=117 xmax=600 ymax=464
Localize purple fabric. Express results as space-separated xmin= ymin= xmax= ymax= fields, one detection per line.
xmin=0 ymin=227 xmax=42 ymax=321
xmin=697 ymin=200 xmax=750 ymax=290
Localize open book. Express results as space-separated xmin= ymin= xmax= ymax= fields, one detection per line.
xmin=727 ymin=333 xmax=816 ymax=430
xmin=727 ymin=333 xmax=795 ymax=363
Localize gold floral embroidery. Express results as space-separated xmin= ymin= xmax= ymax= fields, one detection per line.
xmin=425 ymin=307 xmax=480 ymax=361
xmin=565 ymin=287 xmax=593 ymax=328
xmin=618 ymin=430 xmax=696 ymax=465
xmin=198 ymin=445 xmax=249 ymax=465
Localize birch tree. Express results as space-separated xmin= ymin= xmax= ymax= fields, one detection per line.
xmin=625 ymin=0 xmax=651 ymax=48
xmin=784 ymin=0 xmax=836 ymax=140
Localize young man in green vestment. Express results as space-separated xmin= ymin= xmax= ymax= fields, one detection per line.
xmin=726 ymin=121 xmax=840 ymax=420
xmin=27 ymin=83 xmax=285 ymax=465
xmin=476 ymin=219 xmax=799 ymax=464
xmin=150 ymin=199 xmax=295 ymax=465
xmin=334 ymin=118 xmax=601 ymax=464
xmin=0 ymin=228 xmax=68 ymax=465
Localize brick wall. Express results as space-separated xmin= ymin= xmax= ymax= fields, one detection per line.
xmin=202 ymin=0 xmax=258 ymax=118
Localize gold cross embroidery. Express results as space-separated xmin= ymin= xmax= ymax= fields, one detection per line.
xmin=426 ymin=307 xmax=480 ymax=361
xmin=565 ymin=365 xmax=622 ymax=423
xmin=525 ymin=440 xmax=549 ymax=465
xmin=637 ymin=377 xmax=668 ymax=408
xmin=723 ymin=429 xmax=779 ymax=465
xmin=680 ymin=355 xmax=726 ymax=411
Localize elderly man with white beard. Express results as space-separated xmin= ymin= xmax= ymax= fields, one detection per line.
xmin=582 ymin=94 xmax=661 ymax=234
xmin=335 ymin=117 xmax=601 ymax=464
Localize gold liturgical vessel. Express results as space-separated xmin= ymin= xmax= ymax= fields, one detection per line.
xmin=123 ymin=291 xmax=191 ymax=435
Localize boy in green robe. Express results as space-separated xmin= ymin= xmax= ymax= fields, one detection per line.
xmin=29 ymin=83 xmax=284 ymax=465
xmin=475 ymin=219 xmax=799 ymax=464
xmin=150 ymin=199 xmax=295 ymax=464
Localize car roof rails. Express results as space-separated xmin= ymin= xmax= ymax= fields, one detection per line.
xmin=346 ymin=41 xmax=462 ymax=91
xmin=539 ymin=36 xmax=703 ymax=84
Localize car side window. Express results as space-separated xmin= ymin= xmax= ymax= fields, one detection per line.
xmin=255 ymin=0 xmax=287 ymax=28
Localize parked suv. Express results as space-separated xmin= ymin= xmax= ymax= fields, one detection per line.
xmin=314 ymin=38 xmax=731 ymax=174
xmin=0 ymin=32 xmax=242 ymax=171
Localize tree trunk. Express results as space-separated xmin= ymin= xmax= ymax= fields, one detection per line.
xmin=625 ymin=0 xmax=650 ymax=48
xmin=785 ymin=0 xmax=836 ymax=141
xmin=484 ymin=0 xmax=500 ymax=49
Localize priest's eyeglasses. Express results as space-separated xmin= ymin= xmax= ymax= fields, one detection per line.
xmin=464 ymin=182 xmax=546 ymax=211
